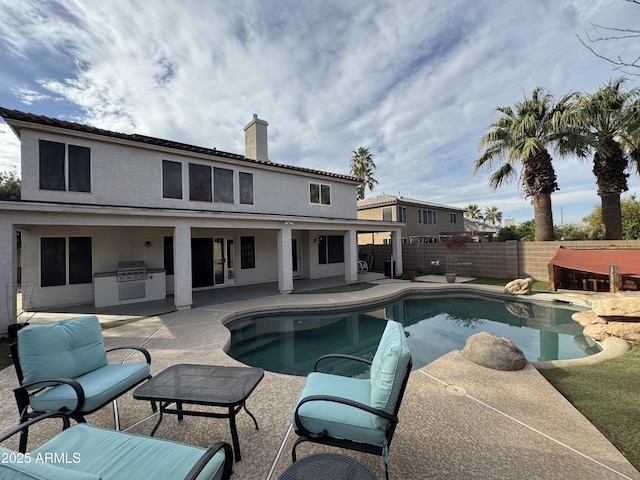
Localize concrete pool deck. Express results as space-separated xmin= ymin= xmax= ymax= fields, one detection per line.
xmin=1 ymin=278 xmax=638 ymax=479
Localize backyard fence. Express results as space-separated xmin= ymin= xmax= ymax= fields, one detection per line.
xmin=359 ymin=239 xmax=640 ymax=282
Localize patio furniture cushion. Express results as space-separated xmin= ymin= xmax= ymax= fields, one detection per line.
xmin=0 ymin=444 xmax=101 ymax=479
xmin=29 ymin=363 xmax=151 ymax=413
xmin=0 ymin=422 xmax=231 ymax=480
xmin=18 ymin=316 xmax=108 ymax=387
xmin=369 ymin=320 xmax=412 ymax=428
xmin=293 ymin=373 xmax=386 ymax=446
xmin=29 ymin=424 xmax=227 ymax=480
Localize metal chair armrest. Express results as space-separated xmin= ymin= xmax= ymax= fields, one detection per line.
xmin=314 ymin=354 xmax=372 ymax=372
xmin=294 ymin=394 xmax=398 ymax=440
xmin=106 ymin=345 xmax=152 ymax=364
xmin=184 ymin=441 xmax=233 ymax=480
xmin=0 ymin=411 xmax=71 ymax=445
xmin=14 ymin=377 xmax=86 ymax=417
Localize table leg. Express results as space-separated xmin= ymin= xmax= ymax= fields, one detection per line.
xmin=177 ymin=401 xmax=183 ymax=421
xmin=228 ymin=406 xmax=241 ymax=461
xmin=243 ymin=402 xmax=259 ymax=430
xmin=149 ymin=402 xmax=166 ymax=436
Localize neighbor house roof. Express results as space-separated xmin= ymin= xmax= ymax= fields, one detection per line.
xmin=357 ymin=194 xmax=465 ymax=212
xmin=0 ymin=107 xmax=360 ymax=184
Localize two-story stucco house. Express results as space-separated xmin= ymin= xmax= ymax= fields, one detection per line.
xmin=0 ymin=108 xmax=402 ymax=335
xmin=357 ymin=194 xmax=466 ymax=245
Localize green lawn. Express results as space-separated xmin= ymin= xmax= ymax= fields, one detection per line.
xmin=540 ymin=345 xmax=640 ymax=469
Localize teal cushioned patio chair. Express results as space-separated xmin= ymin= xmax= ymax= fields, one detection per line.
xmin=0 ymin=412 xmax=233 ymax=480
xmin=10 ymin=316 xmax=152 ymax=452
xmin=291 ymin=320 xmax=412 ymax=480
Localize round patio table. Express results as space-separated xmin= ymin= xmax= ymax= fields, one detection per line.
xmin=279 ymin=453 xmax=377 ymax=480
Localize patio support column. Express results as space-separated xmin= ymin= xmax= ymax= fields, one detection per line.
xmin=173 ymin=224 xmax=192 ymax=310
xmin=278 ymin=223 xmax=294 ymax=293
xmin=344 ymin=229 xmax=358 ymax=284
xmin=0 ymin=222 xmax=17 ymax=335
xmin=391 ymin=229 xmax=403 ymax=276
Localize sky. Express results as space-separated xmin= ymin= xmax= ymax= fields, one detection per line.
xmin=1 ymin=0 xmax=639 ymax=225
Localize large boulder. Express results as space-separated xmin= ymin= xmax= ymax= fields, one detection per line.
xmin=504 ymin=278 xmax=534 ymax=295
xmin=585 ymin=292 xmax=640 ymax=318
xmin=461 ymin=332 xmax=526 ymax=371
xmin=572 ymin=310 xmax=607 ymax=326
xmin=584 ymin=322 xmax=640 ymax=343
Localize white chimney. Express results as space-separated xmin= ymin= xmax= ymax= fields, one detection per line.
xmin=244 ymin=114 xmax=268 ymax=161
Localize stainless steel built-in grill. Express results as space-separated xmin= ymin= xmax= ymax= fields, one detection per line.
xmin=116 ymin=260 xmax=148 ymax=283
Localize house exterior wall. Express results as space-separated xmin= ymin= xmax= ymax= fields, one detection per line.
xmin=0 ymin=110 xmax=402 ymax=334
xmin=357 ymin=201 xmax=464 ymax=245
xmin=19 ymin=128 xmax=357 ymax=219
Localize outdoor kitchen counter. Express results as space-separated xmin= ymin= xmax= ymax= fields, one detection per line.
xmin=94 ymin=269 xmax=166 ymax=308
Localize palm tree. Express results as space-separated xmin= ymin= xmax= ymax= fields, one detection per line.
xmin=474 ymin=87 xmax=576 ymax=241
xmin=350 ymin=146 xmax=378 ymax=200
xmin=484 ymin=206 xmax=503 ymax=226
xmin=562 ymin=78 xmax=640 ymax=239
xmin=465 ymin=204 xmax=483 ymax=220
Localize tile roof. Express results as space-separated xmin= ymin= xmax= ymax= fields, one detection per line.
xmin=0 ymin=107 xmax=360 ymax=183
xmin=357 ymin=194 xmax=465 ymax=211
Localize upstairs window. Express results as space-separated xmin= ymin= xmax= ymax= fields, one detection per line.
xmin=189 ymin=163 xmax=212 ymax=202
xmin=239 ymin=172 xmax=254 ymax=205
xmin=382 ymin=207 xmax=393 ymax=221
xmin=398 ymin=206 xmax=407 ymax=223
xmin=214 ymin=167 xmax=234 ymax=203
xmin=162 ymin=160 xmax=183 ymax=199
xmin=310 ymin=183 xmax=331 ymax=205
xmin=39 ymin=140 xmax=91 ymax=192
xmin=450 ymin=213 xmax=457 ymax=224
xmin=417 ymin=209 xmax=437 ymax=225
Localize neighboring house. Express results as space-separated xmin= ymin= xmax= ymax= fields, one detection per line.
xmin=357 ymin=194 xmax=465 ymax=245
xmin=463 ymin=218 xmax=498 ymax=241
xmin=0 ymin=108 xmax=402 ymax=334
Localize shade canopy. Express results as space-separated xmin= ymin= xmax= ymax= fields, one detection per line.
xmin=549 ymin=249 xmax=640 ymax=278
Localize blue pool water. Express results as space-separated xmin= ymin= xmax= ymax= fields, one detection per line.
xmin=226 ymin=294 xmax=598 ymax=376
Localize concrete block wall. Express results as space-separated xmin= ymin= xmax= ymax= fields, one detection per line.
xmin=362 ymin=240 xmax=640 ymax=282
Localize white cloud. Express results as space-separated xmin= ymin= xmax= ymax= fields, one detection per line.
xmin=0 ymin=0 xmax=637 ymax=222
xmin=0 ymin=124 xmax=20 ymax=172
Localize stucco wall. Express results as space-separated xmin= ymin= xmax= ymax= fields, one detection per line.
xmin=19 ymin=128 xmax=357 ymax=219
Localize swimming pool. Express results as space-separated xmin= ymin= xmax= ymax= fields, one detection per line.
xmin=226 ymin=293 xmax=598 ymax=376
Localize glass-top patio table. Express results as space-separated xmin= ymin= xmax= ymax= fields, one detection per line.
xmin=133 ymin=363 xmax=264 ymax=461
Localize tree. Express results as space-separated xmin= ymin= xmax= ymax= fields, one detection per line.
xmin=349 ymin=146 xmax=378 ymax=200
xmin=496 ymin=220 xmax=536 ymax=242
xmin=577 ymin=0 xmax=640 ymax=76
xmin=465 ymin=204 xmax=483 ymax=220
xmin=562 ymin=78 xmax=640 ymax=239
xmin=474 ymin=87 xmax=575 ymax=241
xmin=0 ymin=169 xmax=21 ymax=200
xmin=483 ymin=206 xmax=503 ymax=226
xmin=553 ymin=223 xmax=591 ymax=240
xmin=582 ymin=194 xmax=640 ymax=239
